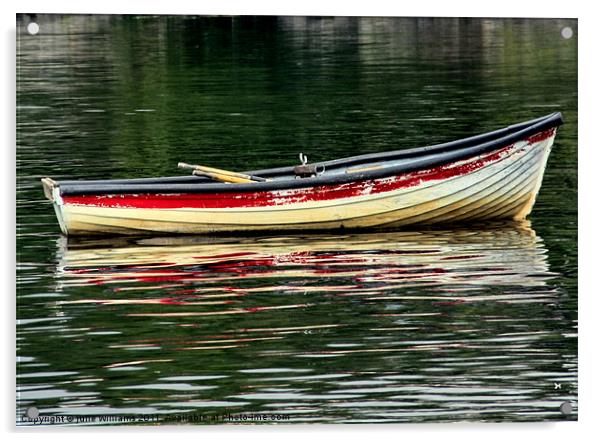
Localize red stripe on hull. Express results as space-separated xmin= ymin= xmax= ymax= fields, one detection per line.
xmin=525 ymin=128 xmax=556 ymax=145
xmin=62 ymin=130 xmax=553 ymax=210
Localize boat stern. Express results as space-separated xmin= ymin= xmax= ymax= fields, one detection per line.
xmin=41 ymin=178 xmax=69 ymax=235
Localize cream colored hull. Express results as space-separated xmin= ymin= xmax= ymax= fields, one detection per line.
xmin=54 ymin=135 xmax=554 ymax=235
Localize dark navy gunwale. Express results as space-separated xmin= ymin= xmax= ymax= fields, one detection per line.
xmin=58 ymin=112 xmax=563 ymax=196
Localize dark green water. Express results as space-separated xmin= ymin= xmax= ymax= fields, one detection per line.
xmin=16 ymin=15 xmax=577 ymax=425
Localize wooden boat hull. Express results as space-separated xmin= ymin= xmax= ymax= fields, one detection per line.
xmin=42 ymin=114 xmax=562 ymax=236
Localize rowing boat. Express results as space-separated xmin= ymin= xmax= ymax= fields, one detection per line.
xmin=41 ymin=112 xmax=563 ymax=236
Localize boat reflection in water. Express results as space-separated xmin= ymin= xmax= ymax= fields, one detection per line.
xmin=56 ymin=220 xmax=553 ymax=300
xmin=33 ymin=221 xmax=574 ymax=423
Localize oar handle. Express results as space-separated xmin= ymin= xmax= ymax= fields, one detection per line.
xmin=178 ymin=162 xmax=267 ymax=182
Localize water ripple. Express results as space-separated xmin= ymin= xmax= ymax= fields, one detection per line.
xmin=17 ymin=15 xmax=577 ymax=424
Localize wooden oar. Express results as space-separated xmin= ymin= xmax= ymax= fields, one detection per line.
xmin=191 ymin=169 xmax=254 ymax=184
xmin=178 ymin=162 xmax=269 ymax=183
xmin=346 ymin=165 xmax=383 ymax=174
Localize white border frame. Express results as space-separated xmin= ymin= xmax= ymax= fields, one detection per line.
xmin=5 ymin=1 xmax=596 ymax=440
